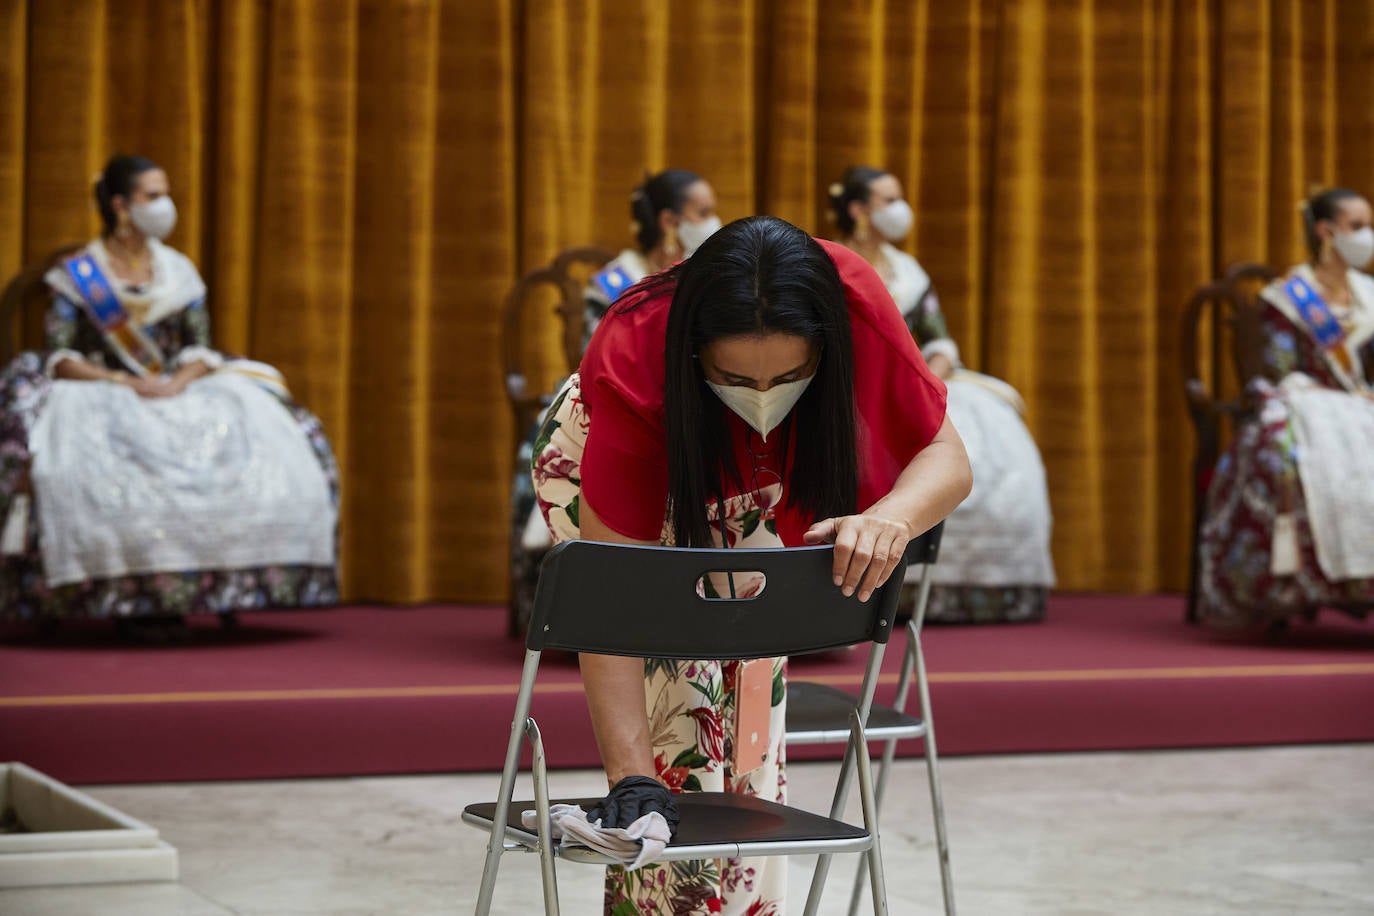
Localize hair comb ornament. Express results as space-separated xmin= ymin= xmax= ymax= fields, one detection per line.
xmin=828 ymin=182 xmax=844 ymax=199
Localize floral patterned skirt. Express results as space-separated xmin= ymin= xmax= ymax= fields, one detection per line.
xmin=920 ymin=584 xmax=1048 ymax=624
xmin=0 ymin=352 xmax=339 ymax=621
xmin=532 ymin=375 xmax=788 ymax=916
xmin=1198 ymin=381 xmax=1374 ymax=628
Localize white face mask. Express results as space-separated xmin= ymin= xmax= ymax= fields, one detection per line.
xmin=706 ymin=374 xmax=814 ymax=442
xmin=1332 ymin=226 xmax=1374 ymax=270
xmin=678 ymin=215 xmax=722 ymax=257
xmin=869 ymin=199 xmax=913 ymax=243
xmin=130 ymin=197 xmax=177 ymax=241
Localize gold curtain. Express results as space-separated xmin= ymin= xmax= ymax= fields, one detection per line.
xmin=0 ymin=1 xmax=1371 ymax=601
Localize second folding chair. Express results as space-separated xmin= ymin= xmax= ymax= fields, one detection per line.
xmin=786 ymin=523 xmax=956 ymax=916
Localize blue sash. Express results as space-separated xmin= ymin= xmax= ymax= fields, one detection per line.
xmin=1284 ymin=277 xmax=1345 ymax=349
xmin=61 ymin=254 xmax=164 ymax=375
xmin=592 ymin=264 xmax=637 ymax=303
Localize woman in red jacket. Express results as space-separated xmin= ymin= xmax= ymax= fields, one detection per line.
xmin=531 ymin=215 xmax=971 ymax=915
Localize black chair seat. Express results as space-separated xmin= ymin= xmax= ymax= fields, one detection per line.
xmin=785 ymin=680 xmax=924 ymax=745
xmin=465 ymin=791 xmax=868 ymax=853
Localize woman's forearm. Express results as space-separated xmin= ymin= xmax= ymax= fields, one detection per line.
xmin=865 ymin=414 xmax=972 ymax=536
xmin=925 ymin=353 xmax=956 ymax=380
xmin=171 ymin=360 xmax=212 ymax=388
xmin=579 ymin=653 xmax=656 ymax=785
xmin=53 ymin=357 xmax=119 ymax=382
xmin=577 ymin=496 xmax=661 ymax=785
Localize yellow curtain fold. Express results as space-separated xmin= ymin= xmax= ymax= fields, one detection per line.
xmin=0 ymin=0 xmax=26 ymax=282
xmin=0 ymin=0 xmax=1369 ymax=601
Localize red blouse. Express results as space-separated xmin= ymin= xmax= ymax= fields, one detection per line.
xmin=578 ymin=238 xmax=948 ymax=546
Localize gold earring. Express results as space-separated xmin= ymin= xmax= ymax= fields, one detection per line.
xmin=1321 ymin=235 xmax=1334 ymax=263
xmin=854 ymin=214 xmax=870 ymax=243
xmin=664 ymin=226 xmax=680 ymax=258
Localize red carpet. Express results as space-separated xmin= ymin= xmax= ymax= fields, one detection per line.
xmin=2 ymin=596 xmax=1372 ymax=785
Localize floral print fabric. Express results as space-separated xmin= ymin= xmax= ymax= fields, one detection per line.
xmin=532 ymin=374 xmax=789 ymax=916
xmin=0 ymin=294 xmax=339 ymax=620
xmin=1196 ymin=302 xmax=1374 ymax=627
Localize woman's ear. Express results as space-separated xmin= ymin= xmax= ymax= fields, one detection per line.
xmin=109 ymin=194 xmax=132 ymax=226
xmin=658 ymin=207 xmax=679 ymax=235
xmin=847 ymin=198 xmax=866 ymax=225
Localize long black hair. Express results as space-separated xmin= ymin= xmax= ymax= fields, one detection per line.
xmin=658 ymin=215 xmax=858 ymax=548
xmin=631 ymin=169 xmax=702 ymax=252
xmin=828 ymin=165 xmax=887 ymax=234
xmin=1301 ymin=187 xmax=1364 ymax=261
xmin=94 ymin=154 xmax=160 ymax=234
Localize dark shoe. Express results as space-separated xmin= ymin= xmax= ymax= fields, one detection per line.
xmin=115 ymin=616 xmax=190 ymax=645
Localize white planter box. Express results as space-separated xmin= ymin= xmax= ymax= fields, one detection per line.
xmin=0 ymin=762 xmax=177 ymax=888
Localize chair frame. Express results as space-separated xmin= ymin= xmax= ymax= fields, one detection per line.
xmin=786 ymin=524 xmax=955 ymax=916
xmin=465 ymin=536 xmax=935 ymax=916
xmin=1179 ymin=262 xmax=1277 ymax=623
xmin=500 ymin=245 xmax=615 ymax=450
xmin=502 ymin=245 xmax=615 ymax=637
xmin=0 ymin=244 xmax=84 ymax=364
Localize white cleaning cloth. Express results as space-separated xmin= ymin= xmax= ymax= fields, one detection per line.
xmin=520 ymin=803 xmax=671 ymax=871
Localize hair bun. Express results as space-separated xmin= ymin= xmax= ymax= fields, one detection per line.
xmin=828 ymin=182 xmax=844 ymax=199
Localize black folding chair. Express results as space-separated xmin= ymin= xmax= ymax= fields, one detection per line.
xmin=787 ymin=524 xmax=955 ymax=915
xmin=464 ymin=536 xmax=929 ymax=915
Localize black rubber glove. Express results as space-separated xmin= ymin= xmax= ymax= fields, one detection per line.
xmin=587 ymin=775 xmax=681 ymax=839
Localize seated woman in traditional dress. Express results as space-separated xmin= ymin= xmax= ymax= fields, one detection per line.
xmin=1198 ymin=187 xmax=1374 ymax=628
xmin=582 ymin=169 xmax=720 ymax=346
xmin=0 ymin=155 xmax=339 ymax=636
xmin=829 ymin=166 xmax=1055 ymax=622
xmin=509 ymin=169 xmax=719 ymax=632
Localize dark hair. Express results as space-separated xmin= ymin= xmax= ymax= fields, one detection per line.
xmin=631 ymin=169 xmax=702 ymax=252
xmin=94 ymin=155 xmax=160 ymax=234
xmin=657 ymin=215 xmax=858 ymax=548
xmin=1302 ymin=187 xmax=1365 ymax=260
xmin=828 ymin=166 xmax=888 ymax=234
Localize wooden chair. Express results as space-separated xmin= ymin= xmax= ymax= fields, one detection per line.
xmin=501 ymin=246 xmax=615 ymax=448
xmin=0 ymin=245 xmax=83 ymax=363
xmin=1180 ymin=263 xmax=1278 ymax=623
xmin=504 ymin=246 xmax=615 ymax=636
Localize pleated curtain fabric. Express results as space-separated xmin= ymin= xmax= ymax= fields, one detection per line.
xmin=0 ymin=0 xmax=1371 ymax=602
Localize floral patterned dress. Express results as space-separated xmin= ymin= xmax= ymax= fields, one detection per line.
xmin=532 ymin=376 xmax=788 ymax=916
xmin=1196 ymin=267 xmax=1374 ymax=627
xmin=0 ymin=256 xmax=339 ymax=621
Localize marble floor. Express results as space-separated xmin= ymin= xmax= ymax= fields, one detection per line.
xmin=3 ymin=744 xmax=1371 ymax=915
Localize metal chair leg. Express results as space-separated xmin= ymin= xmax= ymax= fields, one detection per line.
xmin=474 ymin=650 xmax=542 ymax=915
xmin=803 ymin=642 xmax=888 ymax=916
xmin=914 ymin=629 xmax=955 ymax=915
xmin=846 ymin=626 xmax=918 ymax=915
xmin=526 ymin=718 xmax=560 ymax=916
xmin=850 ymin=712 xmax=889 ymax=916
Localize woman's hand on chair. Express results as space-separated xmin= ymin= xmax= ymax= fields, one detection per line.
xmin=803 ymin=512 xmax=912 ymax=603
xmin=588 ymin=775 xmax=680 ymax=838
